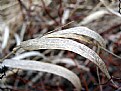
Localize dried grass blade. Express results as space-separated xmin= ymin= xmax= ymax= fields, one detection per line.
xmin=100 ymin=0 xmax=121 ymax=17
xmin=43 ymin=33 xmax=92 ymax=44
xmin=2 ymin=59 xmax=81 ymax=91
xmin=20 ymin=37 xmax=111 ymax=79
xmin=43 ymin=27 xmax=106 ymax=47
xmin=45 ymin=29 xmax=121 ymax=60
xmin=2 ymin=25 xmax=10 ymax=49
xmin=79 ymin=10 xmax=109 ymax=25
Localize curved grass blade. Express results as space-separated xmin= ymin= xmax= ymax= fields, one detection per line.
xmin=20 ymin=37 xmax=111 ymax=79
xmin=43 ymin=33 xmax=93 ymax=45
xmin=43 ymin=27 xmax=106 ymax=47
xmin=2 ymin=59 xmax=81 ymax=91
xmin=43 ymin=27 xmax=121 ymax=60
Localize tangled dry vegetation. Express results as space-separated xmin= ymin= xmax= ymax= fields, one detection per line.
xmin=0 ymin=0 xmax=121 ymax=91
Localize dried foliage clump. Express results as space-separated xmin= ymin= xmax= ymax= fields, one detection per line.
xmin=0 ymin=0 xmax=121 ymax=91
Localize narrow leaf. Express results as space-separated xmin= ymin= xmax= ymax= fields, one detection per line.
xmin=43 ymin=33 xmax=93 ymax=45
xmin=79 ymin=10 xmax=109 ymax=25
xmin=2 ymin=59 xmax=81 ymax=91
xmin=20 ymin=37 xmax=111 ymax=79
xmin=2 ymin=25 xmax=10 ymax=49
xmin=43 ymin=27 xmax=106 ymax=47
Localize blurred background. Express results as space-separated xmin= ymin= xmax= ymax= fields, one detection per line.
xmin=0 ymin=0 xmax=121 ymax=91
